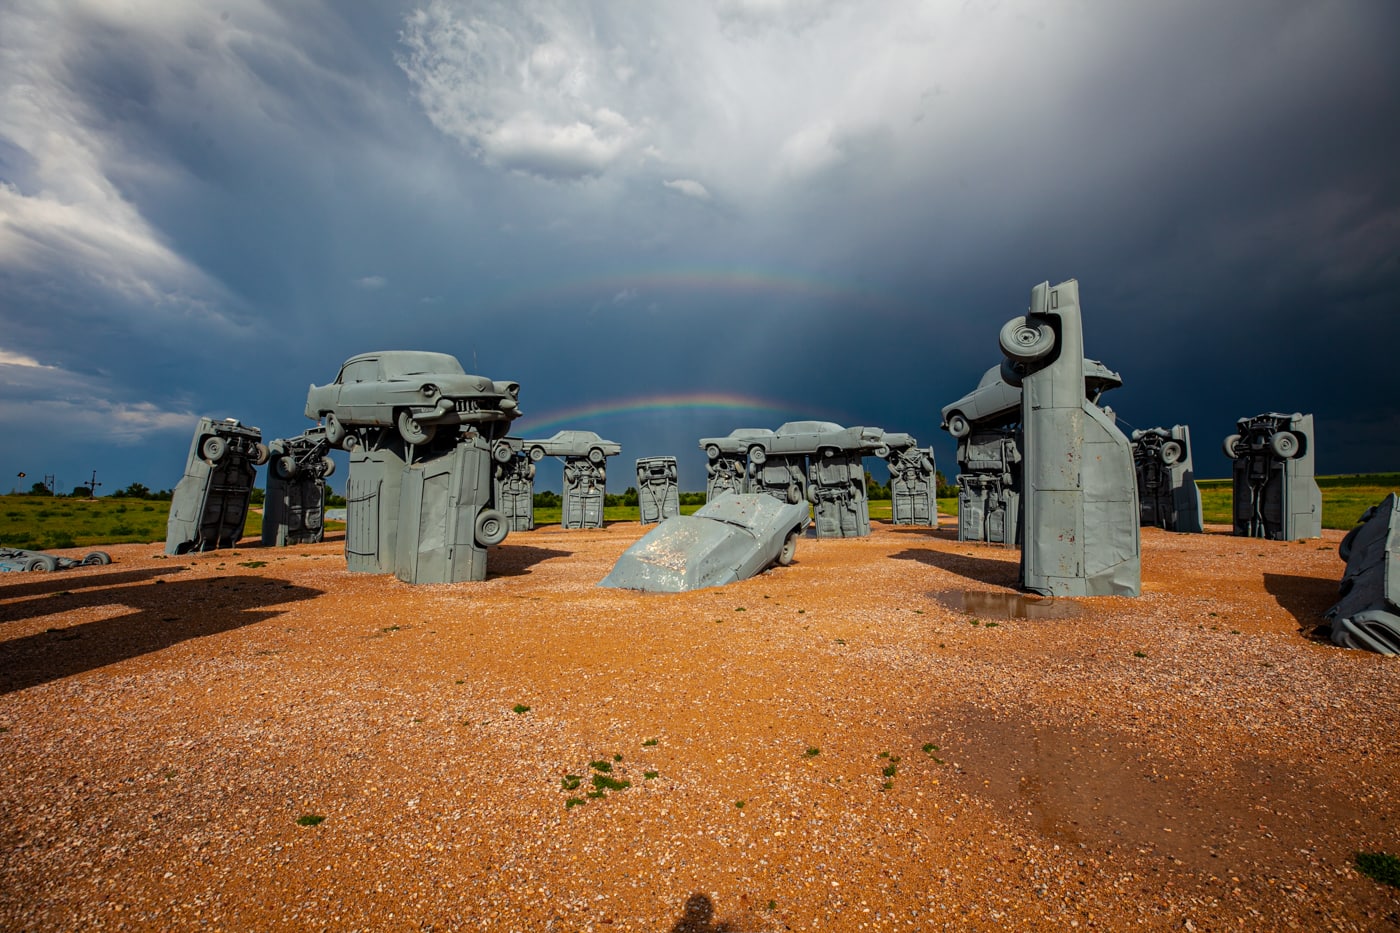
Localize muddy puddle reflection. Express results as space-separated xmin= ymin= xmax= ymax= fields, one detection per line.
xmin=930 ymin=589 xmax=1079 ymax=620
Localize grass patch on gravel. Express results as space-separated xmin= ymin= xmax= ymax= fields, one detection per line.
xmin=296 ymin=814 xmax=325 ymax=827
xmin=1355 ymin=851 xmax=1400 ymax=887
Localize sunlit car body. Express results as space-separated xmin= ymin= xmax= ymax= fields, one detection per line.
xmin=599 ymin=494 xmax=809 ymax=592
xmin=940 ymin=359 xmax=1122 ymax=436
xmin=524 ymin=430 xmax=622 ymax=464
xmin=698 ymin=428 xmax=775 ymax=462
xmin=305 ymin=351 xmax=520 ymax=448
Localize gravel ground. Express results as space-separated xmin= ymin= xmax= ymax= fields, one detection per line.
xmin=2 ymin=520 xmax=1398 ymax=931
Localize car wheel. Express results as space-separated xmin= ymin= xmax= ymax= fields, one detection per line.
xmin=202 ymin=436 xmax=228 ymax=463
xmin=946 ymin=413 xmax=970 ymax=438
xmin=82 ymin=551 xmax=112 ymax=566
xmin=27 ymin=555 xmax=58 ymax=572
xmin=252 ymin=443 xmax=270 ymax=466
xmin=777 ymin=530 xmax=799 ymax=566
xmin=342 ymin=432 xmax=359 ymax=451
xmin=749 ymin=446 xmax=766 ymax=466
xmin=787 ymin=484 xmax=802 ymax=504
xmin=275 ymin=456 xmax=299 ymax=480
xmin=1222 ymin=434 xmax=1242 ymax=459
xmin=1159 ymin=441 xmax=1184 ymax=465
xmin=999 ymin=315 xmax=1056 ymax=362
xmin=321 ymin=457 xmax=335 ymax=478
xmin=1270 ymin=431 xmax=1299 ymax=459
xmin=529 ymin=446 xmax=545 ymax=463
xmin=999 ymin=359 xmax=1024 ymax=388
xmin=705 ymin=444 xmax=721 ymax=461
xmin=397 ymin=410 xmax=435 ymax=446
xmin=873 ymin=444 xmax=890 ymax=459
xmin=325 ymin=413 xmax=347 ymax=447
xmin=474 ymin=508 xmax=508 ymax=547
xmin=588 ymin=448 xmax=605 ymax=466
xmin=493 ymin=442 xmax=514 ymax=464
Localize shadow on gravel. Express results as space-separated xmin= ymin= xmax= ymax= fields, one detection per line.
xmin=668 ymin=893 xmax=738 ymax=933
xmin=0 ymin=574 xmax=321 ymax=695
xmin=488 ymin=545 xmax=573 ymax=577
xmin=876 ymin=523 xmax=957 ymax=539
xmin=1263 ymin=571 xmax=1339 ymax=636
xmin=889 ymin=546 xmax=1019 ymax=588
xmin=0 ymin=567 xmax=187 ymax=608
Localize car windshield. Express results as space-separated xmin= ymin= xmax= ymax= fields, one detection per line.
xmin=385 ymin=352 xmax=465 ymax=377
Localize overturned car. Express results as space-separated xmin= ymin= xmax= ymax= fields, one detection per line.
xmin=599 ymin=494 xmax=809 ymax=593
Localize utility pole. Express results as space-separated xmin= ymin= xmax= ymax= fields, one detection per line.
xmin=87 ymin=469 xmax=101 ymax=500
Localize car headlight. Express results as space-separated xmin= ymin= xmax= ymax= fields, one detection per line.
xmin=420 ymin=383 xmax=439 ymax=397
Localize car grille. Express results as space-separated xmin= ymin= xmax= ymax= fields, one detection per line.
xmin=455 ymin=399 xmax=481 ymax=413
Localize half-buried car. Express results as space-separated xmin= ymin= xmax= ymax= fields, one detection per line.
xmin=599 ymin=493 xmax=809 ymax=593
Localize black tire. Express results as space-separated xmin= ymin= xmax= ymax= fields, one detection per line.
xmin=1270 ymin=431 xmax=1299 ymax=459
xmin=252 ymin=443 xmax=270 ymax=466
xmin=474 ymin=509 xmax=508 ymax=547
xmin=588 ymin=448 xmax=605 ymax=466
xmin=202 ymin=436 xmax=228 ymax=463
xmin=82 ymin=551 xmax=112 ymax=566
xmin=999 ymin=315 xmax=1056 ymax=362
xmin=1222 ymin=434 xmax=1242 ymax=460
xmin=777 ymin=530 xmax=799 ymax=566
xmin=1160 ymin=441 xmax=1184 ymax=466
xmin=397 ymin=410 xmax=435 ymax=446
xmin=946 ymin=413 xmax=970 ymax=438
xmin=275 ymin=455 xmax=299 ymax=480
xmin=28 ymin=555 xmax=58 ymax=572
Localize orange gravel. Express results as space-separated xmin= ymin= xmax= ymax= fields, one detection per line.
xmin=2 ymin=520 xmax=1399 ymax=931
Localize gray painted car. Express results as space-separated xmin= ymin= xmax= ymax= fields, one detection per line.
xmin=599 ymin=494 xmax=809 ymax=592
xmin=699 ymin=427 xmax=776 ymax=461
xmin=524 ymin=430 xmax=622 ymax=464
xmin=0 ymin=546 xmax=111 ymax=572
xmin=940 ymin=359 xmax=1123 ymax=437
xmin=305 ymin=351 xmax=521 ymax=448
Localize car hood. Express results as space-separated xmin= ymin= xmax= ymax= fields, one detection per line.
xmin=599 ymin=516 xmax=752 ymax=592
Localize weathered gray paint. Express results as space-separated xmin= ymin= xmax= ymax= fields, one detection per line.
xmin=166 ymin=417 xmax=268 ymax=554
xmin=699 ymin=429 xmax=773 ymax=500
xmin=886 ymin=445 xmax=938 ymax=527
xmin=807 ymin=448 xmax=869 ymax=537
xmin=345 ymin=445 xmax=407 ymax=574
xmin=1226 ymin=412 xmax=1322 ymax=540
xmin=955 ymin=430 xmax=1022 ymax=545
xmin=394 ymin=433 xmax=506 ymax=584
xmin=262 ymin=428 xmax=333 ymax=547
xmin=599 ymin=493 xmax=808 ymax=592
xmin=562 ymin=459 xmax=607 ymax=529
xmin=492 ymin=438 xmax=535 ymax=532
xmin=636 ymin=456 xmax=681 ymax=524
xmin=750 ymin=455 xmax=809 ymax=506
xmin=1004 ymin=279 xmax=1140 ymax=597
xmin=1130 ymin=425 xmax=1204 ymax=534
xmin=1327 ymin=493 xmax=1400 ymax=654
xmin=520 ymin=431 xmax=619 ymax=529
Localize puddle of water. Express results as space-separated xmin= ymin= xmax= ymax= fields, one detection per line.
xmin=929 ymin=589 xmax=1079 ymax=620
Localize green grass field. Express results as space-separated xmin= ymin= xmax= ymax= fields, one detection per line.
xmin=1 ymin=473 xmax=1393 ymax=550
xmin=1196 ymin=472 xmax=1398 ymax=530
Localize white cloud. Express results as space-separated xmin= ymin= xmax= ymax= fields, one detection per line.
xmin=354 ymin=275 xmax=388 ymax=290
xmin=663 ymin=178 xmax=711 ymax=201
xmin=0 ymin=1 xmax=252 ymax=330
xmin=0 ymin=355 xmax=197 ymax=444
xmin=0 ymin=348 xmax=49 ymax=368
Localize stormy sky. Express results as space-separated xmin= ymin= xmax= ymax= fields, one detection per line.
xmin=2 ymin=0 xmax=1398 ymax=495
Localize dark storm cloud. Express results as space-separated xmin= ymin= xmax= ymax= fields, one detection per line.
xmin=0 ymin=0 xmax=1396 ymax=494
